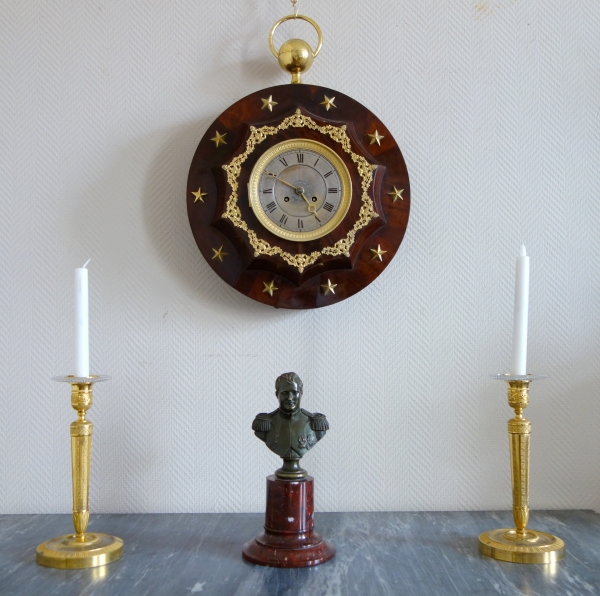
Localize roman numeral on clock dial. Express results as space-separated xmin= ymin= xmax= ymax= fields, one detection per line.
xmin=266 ymin=201 xmax=277 ymax=213
xmin=323 ymin=202 xmax=334 ymax=212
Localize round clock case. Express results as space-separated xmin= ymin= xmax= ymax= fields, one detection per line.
xmin=187 ymin=83 xmax=410 ymax=309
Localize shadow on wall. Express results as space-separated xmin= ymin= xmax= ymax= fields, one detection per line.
xmin=141 ymin=119 xmax=236 ymax=308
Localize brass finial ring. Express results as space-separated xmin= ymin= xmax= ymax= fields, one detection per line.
xmin=269 ymin=14 xmax=323 ymax=59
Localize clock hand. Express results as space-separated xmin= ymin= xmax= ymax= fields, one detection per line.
xmin=265 ymin=172 xmax=299 ymax=191
xmin=301 ymin=192 xmax=321 ymax=222
xmin=265 ymin=172 xmax=322 ymax=222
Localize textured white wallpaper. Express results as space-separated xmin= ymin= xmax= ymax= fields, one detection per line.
xmin=1 ymin=0 xmax=599 ymax=514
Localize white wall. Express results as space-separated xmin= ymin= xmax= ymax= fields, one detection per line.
xmin=1 ymin=0 xmax=599 ymax=514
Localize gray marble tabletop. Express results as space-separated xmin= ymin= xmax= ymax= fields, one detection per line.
xmin=0 ymin=510 xmax=598 ymax=596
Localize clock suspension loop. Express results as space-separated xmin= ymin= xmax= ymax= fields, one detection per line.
xmin=269 ymin=1 xmax=322 ymax=84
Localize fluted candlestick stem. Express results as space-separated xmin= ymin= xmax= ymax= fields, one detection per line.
xmin=36 ymin=375 xmax=123 ymax=569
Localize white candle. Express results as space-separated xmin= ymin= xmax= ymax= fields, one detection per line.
xmin=75 ymin=259 xmax=91 ymax=377
xmin=510 ymin=245 xmax=530 ymax=375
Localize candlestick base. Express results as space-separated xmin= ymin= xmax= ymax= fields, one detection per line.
xmin=36 ymin=533 xmax=124 ymax=569
xmin=478 ymin=528 xmax=565 ymax=564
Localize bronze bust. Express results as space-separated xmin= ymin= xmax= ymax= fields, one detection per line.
xmin=252 ymin=372 xmax=329 ymax=479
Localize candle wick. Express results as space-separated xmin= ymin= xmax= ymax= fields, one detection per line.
xmin=520 ymin=245 xmax=527 ymax=257
xmin=82 ymin=258 xmax=91 ymax=269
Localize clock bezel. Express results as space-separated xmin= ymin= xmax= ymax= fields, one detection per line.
xmin=248 ymin=138 xmax=352 ymax=242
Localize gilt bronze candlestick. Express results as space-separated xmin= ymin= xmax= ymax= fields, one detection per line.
xmin=478 ymin=374 xmax=565 ymax=564
xmin=36 ymin=375 xmax=123 ymax=569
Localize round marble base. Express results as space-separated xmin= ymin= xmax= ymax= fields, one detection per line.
xmin=36 ymin=532 xmax=123 ymax=569
xmin=479 ymin=528 xmax=565 ymax=564
xmin=243 ymin=475 xmax=335 ymax=567
xmin=243 ymin=533 xmax=335 ymax=568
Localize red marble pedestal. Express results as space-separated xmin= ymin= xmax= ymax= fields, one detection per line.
xmin=242 ymin=475 xmax=335 ymax=567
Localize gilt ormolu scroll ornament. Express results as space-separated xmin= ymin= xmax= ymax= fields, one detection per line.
xmin=252 ymin=372 xmax=329 ymax=479
xmin=243 ymin=372 xmax=335 ymax=567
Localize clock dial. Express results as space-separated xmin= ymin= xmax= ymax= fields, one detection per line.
xmin=249 ymin=139 xmax=351 ymax=242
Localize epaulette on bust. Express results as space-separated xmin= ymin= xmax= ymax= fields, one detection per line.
xmin=252 ymin=413 xmax=271 ymax=433
xmin=308 ymin=412 xmax=329 ymax=432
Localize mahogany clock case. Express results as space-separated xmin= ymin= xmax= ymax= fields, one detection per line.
xmin=187 ymin=83 xmax=410 ymax=309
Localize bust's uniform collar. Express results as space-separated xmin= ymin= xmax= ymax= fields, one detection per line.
xmin=278 ymin=407 xmax=301 ymax=421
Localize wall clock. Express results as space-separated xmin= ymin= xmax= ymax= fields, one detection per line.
xmin=187 ymin=9 xmax=410 ymax=309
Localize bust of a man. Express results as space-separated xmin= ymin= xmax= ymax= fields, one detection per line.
xmin=252 ymin=372 xmax=329 ymax=479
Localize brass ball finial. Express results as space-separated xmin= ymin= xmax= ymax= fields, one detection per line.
xmin=269 ymin=15 xmax=322 ymax=84
xmin=277 ymin=39 xmax=314 ymax=83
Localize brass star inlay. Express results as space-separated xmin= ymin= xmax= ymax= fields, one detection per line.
xmin=368 ymin=130 xmax=385 ymax=146
xmin=321 ymin=95 xmax=336 ymax=111
xmin=388 ymin=186 xmax=404 ymax=202
xmin=370 ymin=244 xmax=387 ymax=261
xmin=263 ymin=280 xmax=278 ymax=296
xmin=211 ymin=131 xmax=227 ymax=147
xmin=192 ymin=187 xmax=208 ymax=203
xmin=212 ymin=245 xmax=227 ymax=262
xmin=261 ymin=95 xmax=278 ymax=112
xmin=321 ymin=279 xmax=337 ymax=295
